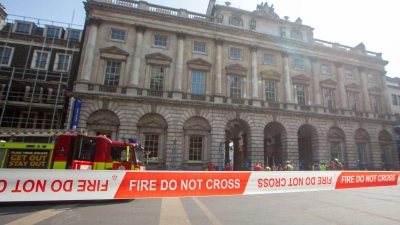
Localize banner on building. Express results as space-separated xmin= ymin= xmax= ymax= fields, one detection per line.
xmin=0 ymin=170 xmax=399 ymax=202
xmin=71 ymin=98 xmax=82 ymax=129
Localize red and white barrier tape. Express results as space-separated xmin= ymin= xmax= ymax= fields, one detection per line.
xmin=0 ymin=169 xmax=399 ymax=202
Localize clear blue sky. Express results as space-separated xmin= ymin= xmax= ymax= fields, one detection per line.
xmin=2 ymin=0 xmax=398 ymax=77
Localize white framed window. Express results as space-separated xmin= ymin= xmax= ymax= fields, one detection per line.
xmin=367 ymin=74 xmax=375 ymax=83
xmin=18 ymin=111 xmax=38 ymax=129
xmin=65 ymin=28 xmax=82 ymax=41
xmin=294 ymin=59 xmax=304 ymax=69
xmin=324 ymin=89 xmax=334 ymax=108
xmin=0 ymin=46 xmax=14 ymax=66
xmin=230 ymin=76 xmax=242 ymax=98
xmin=330 ymin=142 xmax=342 ymax=162
xmin=150 ymin=66 xmax=165 ymax=90
xmin=24 ymin=86 xmax=43 ymax=102
xmin=110 ymin=29 xmax=126 ymax=41
xmin=345 ymin=69 xmax=354 ymax=79
xmin=31 ymin=50 xmax=50 ymax=70
xmin=392 ymin=94 xmax=398 ymax=105
xmin=296 ymin=85 xmax=306 ymax=105
xmin=154 ymin=35 xmax=167 ymax=47
xmin=189 ymin=136 xmax=203 ymax=161
xmin=46 ymin=88 xmax=63 ymax=103
xmin=45 ymin=26 xmax=62 ymax=38
xmin=193 ymin=42 xmax=206 ymax=53
xmin=381 ymin=145 xmax=391 ymax=164
xmin=371 ymin=96 xmax=380 ymax=113
xmin=265 ymin=81 xmax=275 ymax=102
xmin=357 ymin=143 xmax=367 ymax=164
xmin=53 ymin=53 xmax=71 ymax=71
xmin=144 ymin=134 xmax=159 ymax=161
xmin=321 ymin=65 xmax=330 ymax=74
xmin=348 ymin=92 xmax=358 ymax=111
xmin=263 ymin=54 xmax=274 ymax=65
xmin=191 ymin=71 xmax=205 ymax=94
xmin=104 ymin=61 xmax=121 ymax=86
xmin=231 ymin=18 xmax=241 ymax=26
xmin=14 ymin=21 xmax=33 ymax=34
xmin=230 ymin=47 xmax=242 ymax=59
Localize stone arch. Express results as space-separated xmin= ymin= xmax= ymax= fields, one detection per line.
xmin=86 ymin=109 xmax=120 ymax=140
xmin=354 ymin=128 xmax=371 ymax=170
xmin=327 ymin=126 xmax=346 ymax=163
xmin=225 ymin=118 xmax=251 ymax=171
xmin=264 ymin=122 xmax=287 ymax=168
xmin=137 ymin=113 xmax=168 ymax=170
xmin=182 ymin=116 xmax=211 ymax=170
xmin=298 ymin=124 xmax=319 ymax=168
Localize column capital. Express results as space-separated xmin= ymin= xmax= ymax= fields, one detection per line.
xmin=280 ymin=50 xmax=289 ymax=58
xmin=176 ymin=31 xmax=187 ymax=40
xmin=215 ymin=38 xmax=224 ymax=46
xmin=334 ymin=61 xmax=343 ymax=68
xmin=358 ymin=66 xmax=366 ymax=73
xmin=249 ymin=44 xmax=258 ymax=52
xmin=135 ymin=24 xmax=146 ymax=34
xmin=309 ymin=56 xmax=318 ymax=63
xmin=86 ymin=17 xmax=102 ymax=27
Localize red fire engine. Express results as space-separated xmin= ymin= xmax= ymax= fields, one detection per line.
xmin=52 ymin=134 xmax=146 ymax=170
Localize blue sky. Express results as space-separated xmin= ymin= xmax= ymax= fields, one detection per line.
xmin=2 ymin=0 xmax=398 ymax=77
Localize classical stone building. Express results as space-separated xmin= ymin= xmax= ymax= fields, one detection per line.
xmin=70 ymin=0 xmax=398 ymax=171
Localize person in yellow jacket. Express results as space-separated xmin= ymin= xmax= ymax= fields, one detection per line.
xmin=284 ymin=161 xmax=294 ymax=171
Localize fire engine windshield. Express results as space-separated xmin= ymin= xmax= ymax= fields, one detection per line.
xmin=74 ymin=136 xmax=96 ymax=161
xmin=134 ymin=145 xmax=145 ymax=165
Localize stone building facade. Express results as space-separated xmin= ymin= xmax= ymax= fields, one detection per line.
xmin=69 ymin=0 xmax=399 ymax=170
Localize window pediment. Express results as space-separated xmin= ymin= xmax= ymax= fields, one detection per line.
xmin=187 ymin=58 xmax=212 ymax=71
xmin=345 ymin=83 xmax=361 ymax=93
xmin=184 ymin=123 xmax=210 ymax=132
xmin=138 ymin=120 xmax=167 ymax=129
xmin=145 ymin=52 xmax=172 ymax=66
xmin=320 ymin=78 xmax=337 ymax=90
xmin=368 ymin=86 xmax=382 ymax=96
xmin=99 ymin=46 xmax=129 ymax=61
xmin=292 ymin=74 xmax=310 ymax=86
xmin=225 ymin=63 xmax=248 ymax=77
xmin=260 ymin=69 xmax=281 ymax=81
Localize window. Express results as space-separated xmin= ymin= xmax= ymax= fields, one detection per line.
xmin=0 ymin=47 xmax=12 ymax=66
xmin=43 ymin=113 xmax=59 ymax=129
xmin=230 ymin=76 xmax=242 ymax=98
xmin=54 ymin=54 xmax=70 ymax=71
xmin=345 ymin=69 xmax=353 ymax=79
xmin=189 ymin=136 xmax=203 ymax=161
xmin=46 ymin=27 xmax=61 ymax=38
xmin=265 ymin=81 xmax=275 ymax=102
xmin=96 ymin=131 xmax=112 ymax=139
xmin=371 ymin=96 xmax=380 ymax=113
xmin=230 ymin=48 xmax=242 ymax=59
xmin=111 ymin=29 xmax=125 ymax=41
xmin=264 ymin=54 xmax=274 ymax=65
xmin=154 ymin=36 xmax=167 ymax=47
xmin=110 ymin=147 xmax=129 ymax=162
xmin=150 ymin=66 xmax=165 ymax=90
xmin=321 ymin=65 xmax=330 ymax=74
xmin=296 ymin=85 xmax=306 ymax=105
xmin=392 ymin=94 xmax=398 ymax=105
xmin=294 ymin=59 xmax=303 ymax=69
xmin=348 ymin=93 xmax=358 ymax=111
xmin=330 ymin=142 xmax=341 ymax=162
xmin=357 ymin=143 xmax=366 ymax=164
xmin=231 ymin=18 xmax=241 ymax=26
xmin=194 ymin=42 xmax=206 ymax=53
xmin=381 ymin=145 xmax=390 ymax=164
xmin=67 ymin=29 xmax=81 ymax=40
xmin=19 ymin=111 xmax=38 ymax=129
xmin=32 ymin=51 xmax=50 ymax=69
xmin=387 ymin=81 xmax=399 ymax=87
xmin=15 ymin=22 xmax=31 ymax=33
xmin=291 ymin=30 xmax=302 ymax=39
xmin=324 ymin=89 xmax=334 ymax=108
xmin=367 ymin=74 xmax=375 ymax=82
xmin=144 ymin=134 xmax=159 ymax=160
xmin=104 ymin=61 xmax=121 ymax=86
xmin=25 ymin=86 xmax=43 ymax=102
xmin=191 ymin=71 xmax=205 ymax=94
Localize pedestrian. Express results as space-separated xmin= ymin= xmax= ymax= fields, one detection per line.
xmin=265 ymin=166 xmax=271 ymax=171
xmin=225 ymin=163 xmax=232 ymax=171
xmin=284 ymin=161 xmax=294 ymax=171
xmin=329 ymin=161 xmax=334 ymax=170
xmin=254 ymin=163 xmax=263 ymax=171
xmin=271 ymin=163 xmax=277 ymax=171
xmin=333 ymin=158 xmax=343 ymax=170
xmin=207 ymin=163 xmax=215 ymax=171
xmin=342 ymin=163 xmax=347 ymax=170
xmin=278 ymin=164 xmax=283 ymax=171
xmin=315 ymin=163 xmax=321 ymax=171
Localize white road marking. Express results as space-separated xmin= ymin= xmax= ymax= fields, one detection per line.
xmin=192 ymin=197 xmax=222 ymax=225
xmin=160 ymin=198 xmax=190 ymax=225
xmin=4 ymin=204 xmax=77 ymax=225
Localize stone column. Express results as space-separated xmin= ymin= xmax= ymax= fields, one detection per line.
xmin=174 ymin=31 xmax=186 ymax=92
xmin=281 ymin=51 xmax=292 ymax=103
xmin=214 ymin=38 xmax=223 ymax=96
xmin=380 ymin=71 xmax=392 ymax=115
xmin=81 ymin=18 xmax=101 ymax=81
xmin=309 ymin=56 xmax=321 ymax=105
xmin=358 ymin=66 xmax=371 ymax=112
xmin=335 ymin=62 xmax=348 ymax=109
xmin=130 ymin=24 xmax=146 ymax=87
xmin=250 ymin=45 xmax=258 ymax=99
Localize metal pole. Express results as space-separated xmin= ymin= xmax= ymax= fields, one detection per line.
xmin=0 ymin=67 xmax=15 ymax=127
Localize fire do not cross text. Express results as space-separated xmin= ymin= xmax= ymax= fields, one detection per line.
xmin=129 ymin=178 xmax=241 ymax=191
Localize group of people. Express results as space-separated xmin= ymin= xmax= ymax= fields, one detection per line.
xmin=303 ymin=158 xmax=346 ymax=171
xmin=257 ymin=161 xmax=294 ymax=171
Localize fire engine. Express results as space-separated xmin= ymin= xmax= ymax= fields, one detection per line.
xmin=0 ymin=134 xmax=146 ymax=170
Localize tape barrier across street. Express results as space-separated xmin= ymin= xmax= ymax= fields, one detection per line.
xmin=0 ymin=169 xmax=399 ymax=202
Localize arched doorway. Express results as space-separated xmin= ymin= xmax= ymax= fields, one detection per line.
xmin=378 ymin=130 xmax=393 ymax=170
xmin=86 ymin=110 xmax=120 ymax=140
xmin=354 ymin=128 xmax=370 ymax=170
xmin=298 ymin=124 xmax=318 ymax=170
xmin=264 ymin=122 xmax=286 ymax=168
xmin=225 ymin=119 xmax=250 ymax=171
xmin=327 ymin=127 xmax=346 ymax=163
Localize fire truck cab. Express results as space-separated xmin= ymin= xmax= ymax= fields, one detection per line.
xmin=52 ymin=134 xmax=146 ymax=170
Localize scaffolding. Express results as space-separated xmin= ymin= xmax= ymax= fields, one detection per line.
xmin=0 ymin=14 xmax=82 ymax=143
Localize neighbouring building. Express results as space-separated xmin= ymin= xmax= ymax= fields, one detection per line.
xmin=0 ymin=4 xmax=82 ymax=142
xmin=69 ymin=0 xmax=399 ymax=171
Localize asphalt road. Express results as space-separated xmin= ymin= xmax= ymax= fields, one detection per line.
xmin=1 ymin=186 xmax=399 ymax=225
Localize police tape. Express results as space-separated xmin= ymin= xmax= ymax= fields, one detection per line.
xmin=0 ymin=169 xmax=399 ymax=202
